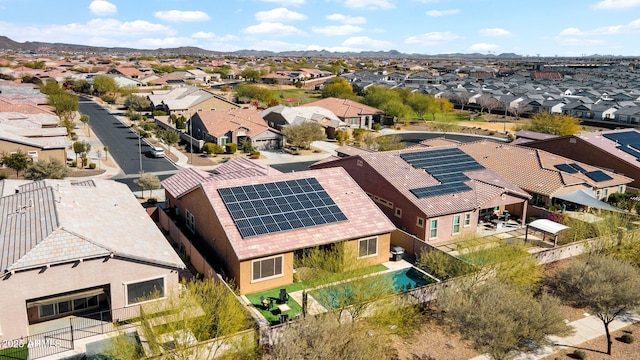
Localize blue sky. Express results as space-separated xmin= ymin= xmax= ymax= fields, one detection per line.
xmin=0 ymin=0 xmax=639 ymax=56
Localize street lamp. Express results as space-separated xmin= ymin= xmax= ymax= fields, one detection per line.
xmin=189 ymin=111 xmax=194 ymax=165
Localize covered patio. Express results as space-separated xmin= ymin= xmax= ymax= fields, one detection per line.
xmin=525 ymin=219 xmax=570 ymax=247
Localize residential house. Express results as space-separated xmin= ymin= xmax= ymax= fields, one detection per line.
xmin=459 ymin=140 xmax=632 ymax=208
xmin=148 ymin=86 xmax=240 ymax=118
xmin=0 ymin=179 xmax=185 ymax=340
xmin=522 ymin=128 xmax=640 ymax=189
xmin=301 ymin=97 xmax=384 ymax=129
xmin=261 ymin=105 xmax=347 ymax=139
xmin=311 ymin=146 xmax=531 ymax=244
xmin=162 ymin=160 xmax=396 ymax=294
xmin=190 ymin=109 xmax=282 ymax=150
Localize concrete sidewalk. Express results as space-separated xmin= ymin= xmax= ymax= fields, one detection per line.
xmin=471 ymin=312 xmax=640 ymax=360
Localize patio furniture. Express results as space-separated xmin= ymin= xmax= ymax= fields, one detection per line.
xmin=277 ymin=303 xmax=291 ymax=313
xmin=260 ymin=296 xmax=270 ymax=309
xmin=278 ymin=288 xmax=289 ymax=304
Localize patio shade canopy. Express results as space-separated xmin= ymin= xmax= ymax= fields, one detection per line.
xmin=528 ymin=219 xmax=569 ymax=235
xmin=526 ymin=219 xmax=569 ymax=247
xmin=554 ymin=188 xmax=622 ymax=212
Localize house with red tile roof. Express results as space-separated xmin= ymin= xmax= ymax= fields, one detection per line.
xmin=312 ymin=145 xmax=530 ymax=244
xmin=301 ymin=97 xmax=384 ymax=130
xmin=190 ymin=108 xmax=282 ymax=150
xmin=458 ymin=140 xmax=632 ymax=208
xmin=161 ymin=159 xmax=396 ymax=294
xmin=521 ymin=128 xmax=640 ymax=189
xmin=0 ymin=179 xmax=185 ymax=341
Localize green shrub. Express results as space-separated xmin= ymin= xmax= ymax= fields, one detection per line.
xmin=0 ymin=171 xmax=7 ymax=180
xmin=141 ymin=122 xmax=157 ymax=131
xmin=225 ymin=143 xmax=237 ymax=154
xmin=572 ymin=349 xmax=587 ymax=359
xmin=152 ymin=110 xmax=167 ymax=117
xmin=372 ymin=123 xmax=382 ymax=131
xmin=82 ymin=158 xmax=88 ymax=166
xmin=88 ymin=163 xmax=96 ymax=169
xmin=100 ymin=95 xmax=116 ymax=104
xmin=147 ymin=197 xmax=158 ymax=204
xmin=619 ymin=333 xmax=634 ymax=344
xmin=250 ymin=151 xmax=261 ymax=159
xmin=71 ymin=161 xmax=77 ymax=167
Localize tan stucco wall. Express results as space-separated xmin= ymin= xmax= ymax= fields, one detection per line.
xmin=0 ymin=141 xmax=66 ymax=164
xmin=238 ymin=252 xmax=295 ymax=294
xmin=0 ymin=257 xmax=180 ymax=341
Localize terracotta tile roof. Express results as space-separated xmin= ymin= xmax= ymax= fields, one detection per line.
xmin=0 ymin=180 xmax=184 ymax=274
xmin=196 ymin=108 xmax=270 ymax=137
xmin=301 ymin=97 xmax=384 ymax=118
xmin=0 ymin=98 xmax=56 ymax=115
xmin=459 ymin=140 xmax=631 ymax=195
xmin=162 ymin=158 xmax=283 ymax=199
xmin=198 ymin=167 xmax=396 ymax=261
xmin=317 ymin=146 xmax=530 ymax=218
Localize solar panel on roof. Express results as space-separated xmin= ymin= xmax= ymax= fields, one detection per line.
xmin=218 ymin=178 xmax=347 ymax=238
xmin=569 ymin=163 xmax=588 ymax=173
xmin=554 ymin=164 xmax=579 ymax=174
xmin=603 ymin=132 xmax=640 ymax=162
xmin=585 ymin=170 xmax=613 ymax=182
xmin=410 ymin=182 xmax=471 ymax=199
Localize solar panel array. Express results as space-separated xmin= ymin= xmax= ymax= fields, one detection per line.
xmin=410 ymin=182 xmax=472 ymax=198
xmin=585 ymin=170 xmax=613 ymax=182
xmin=554 ymin=163 xmax=613 ymax=183
xmin=400 ymin=148 xmax=483 ymax=198
xmin=603 ymin=132 xmax=640 ymax=161
xmin=218 ymin=178 xmax=348 ymax=238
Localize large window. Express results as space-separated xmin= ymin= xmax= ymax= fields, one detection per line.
xmin=452 ymin=215 xmax=461 ymax=234
xmin=358 ymin=237 xmax=378 ymax=258
xmin=36 ymin=294 xmax=100 ymax=318
xmin=252 ymin=255 xmax=284 ymax=282
xmin=429 ymin=219 xmax=438 ymax=239
xmin=464 ymin=213 xmax=471 ymax=227
xmin=126 ymin=278 xmax=165 ymax=305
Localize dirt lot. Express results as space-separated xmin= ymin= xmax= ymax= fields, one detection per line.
xmin=541 ymin=323 xmax=640 ymax=360
xmin=392 ymin=318 xmax=481 ymax=360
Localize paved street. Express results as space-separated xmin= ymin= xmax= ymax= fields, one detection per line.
xmin=78 ymin=97 xmax=176 ymax=175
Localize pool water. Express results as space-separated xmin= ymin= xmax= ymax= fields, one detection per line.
xmin=311 ymin=267 xmax=434 ymax=310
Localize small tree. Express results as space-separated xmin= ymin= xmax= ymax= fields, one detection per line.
xmin=321 ymin=77 xmax=355 ymax=99
xmin=439 ymin=279 xmax=572 ymax=360
xmin=282 ymin=122 xmax=326 ymax=149
xmin=1 ymin=150 xmax=31 ymax=178
xmin=551 ymin=254 xmax=640 ymax=355
xmin=124 ymin=94 xmax=151 ymax=111
xmin=335 ymin=129 xmax=349 ymax=145
xmin=72 ymin=140 xmax=91 ymax=169
xmin=158 ymin=129 xmax=180 ymax=155
xmin=202 ymin=142 xmax=224 ymax=156
xmin=135 ymin=173 xmax=161 ymax=199
xmin=239 ymin=138 xmax=255 ymax=153
xmin=225 ymin=143 xmax=237 ymax=154
xmin=104 ymin=146 xmax=109 ymax=161
xmin=520 ymin=113 xmax=581 ymax=136
xmin=24 ymin=158 xmax=71 ymax=180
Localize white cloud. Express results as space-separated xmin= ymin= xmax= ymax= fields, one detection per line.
xmin=592 ymin=0 xmax=640 ymax=9
xmin=425 ymin=9 xmax=460 ymax=16
xmin=404 ymin=31 xmax=460 ymax=46
xmin=192 ymin=32 xmax=216 ymax=39
xmin=255 ymin=8 xmax=307 ymax=22
xmin=251 ymin=40 xmax=308 ymax=51
xmin=468 ymin=43 xmax=499 ymax=52
xmin=342 ymin=36 xmax=393 ymax=49
xmin=559 ymin=27 xmax=585 ymax=36
xmin=89 ymin=0 xmax=117 ymax=16
xmin=326 ymin=13 xmax=367 ymax=24
xmin=479 ymin=28 xmax=511 ymax=37
xmin=312 ymin=25 xmax=364 ymax=36
xmin=259 ymin=0 xmax=306 ymax=6
xmin=243 ymin=22 xmax=305 ymax=36
xmin=343 ymin=0 xmax=395 ymax=9
xmin=154 ymin=10 xmax=210 ymax=22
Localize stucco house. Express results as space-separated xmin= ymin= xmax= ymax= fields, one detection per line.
xmin=0 ymin=179 xmax=185 ymax=341
xmin=261 ymin=105 xmax=347 ymax=140
xmin=162 ymin=159 xmax=396 ymax=294
xmin=148 ymin=86 xmax=241 ymax=118
xmin=301 ymin=97 xmax=384 ymax=130
xmin=312 ymin=145 xmax=531 ymax=244
xmin=190 ymin=108 xmax=282 ymax=150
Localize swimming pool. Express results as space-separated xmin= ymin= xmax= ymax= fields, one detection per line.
xmin=310 ymin=267 xmax=435 ymax=310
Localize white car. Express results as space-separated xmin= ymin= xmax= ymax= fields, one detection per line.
xmin=150 ymin=147 xmax=166 ymax=158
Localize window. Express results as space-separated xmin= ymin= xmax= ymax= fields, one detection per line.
xmin=252 ymin=255 xmax=284 ymax=282
xmin=395 ymin=208 xmax=402 ymax=218
xmin=373 ymin=196 xmax=393 ymax=209
xmin=185 ymin=209 xmax=195 ymax=233
xmin=358 ymin=237 xmax=378 ymax=258
xmin=604 ymin=189 xmax=608 ymax=197
xmin=416 ymin=217 xmax=424 ymax=228
xmin=37 ymin=294 xmax=100 ymax=318
xmin=429 ymin=219 xmax=438 ymax=239
xmin=39 ymin=304 xmax=55 ymax=318
xmin=126 ymin=278 xmax=165 ymax=305
xmin=596 ymin=189 xmax=601 ymax=198
xmin=453 ymin=215 xmax=461 ymax=234
xmin=619 ymin=186 xmax=624 ymax=193
xmin=464 ymin=213 xmax=471 ymax=227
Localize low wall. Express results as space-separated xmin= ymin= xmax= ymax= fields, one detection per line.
xmin=158 ymin=209 xmax=218 ymax=279
xmin=390 ymin=229 xmax=436 ymax=256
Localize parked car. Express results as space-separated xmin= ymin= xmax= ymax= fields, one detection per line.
xmin=150 ymin=147 xmax=165 ymax=158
